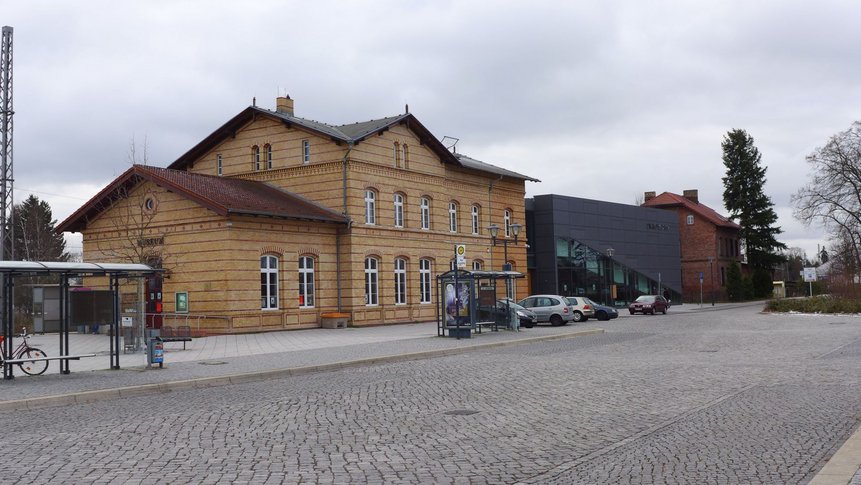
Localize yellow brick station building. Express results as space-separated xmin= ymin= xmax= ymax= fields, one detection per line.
xmin=58 ymin=97 xmax=537 ymax=333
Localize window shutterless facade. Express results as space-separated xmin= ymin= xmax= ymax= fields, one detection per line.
xmin=365 ymin=257 xmax=379 ymax=306
xmin=253 ymin=146 xmax=261 ymax=171
xmin=265 ymin=144 xmax=273 ymax=169
xmin=298 ymin=256 xmax=315 ymax=308
xmin=394 ymin=258 xmax=407 ymax=305
xmin=216 ymin=154 xmax=222 ymax=176
xmin=504 ymin=209 xmax=511 ymax=237
xmin=365 ymin=190 xmax=376 ymax=225
xmin=420 ymin=198 xmax=430 ymax=230
xmin=419 ymin=258 xmax=431 ymax=303
xmin=302 ymin=139 xmax=310 ymax=164
xmin=472 ymin=205 xmax=480 ymax=235
xmin=402 ymin=144 xmax=409 ymax=168
xmin=449 ymin=202 xmax=458 ymax=232
xmin=260 ymin=255 xmax=279 ymax=310
xmin=472 ymin=260 xmax=482 ymax=270
xmin=394 ymin=194 xmax=404 ymax=228
xmin=393 ymin=142 xmax=401 ymax=167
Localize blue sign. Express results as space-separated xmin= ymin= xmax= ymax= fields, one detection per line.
xmin=699 ymin=271 xmax=704 ymax=282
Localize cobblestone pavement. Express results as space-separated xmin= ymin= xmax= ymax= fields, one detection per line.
xmin=1 ymin=306 xmax=860 ymax=484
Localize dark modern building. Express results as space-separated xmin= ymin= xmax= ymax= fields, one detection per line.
xmin=526 ymin=194 xmax=683 ymax=306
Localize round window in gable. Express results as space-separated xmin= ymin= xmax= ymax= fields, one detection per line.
xmin=143 ymin=195 xmax=158 ymax=214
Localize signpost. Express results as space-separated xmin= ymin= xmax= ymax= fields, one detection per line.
xmin=802 ymin=267 xmax=817 ymax=296
xmin=455 ymin=244 xmax=466 ymax=269
xmin=699 ymin=271 xmax=704 ymax=306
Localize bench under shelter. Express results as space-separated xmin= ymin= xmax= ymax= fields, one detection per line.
xmin=436 ymin=269 xmax=524 ymax=338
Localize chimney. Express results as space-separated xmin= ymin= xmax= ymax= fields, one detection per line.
xmin=276 ymin=95 xmax=294 ymax=116
xmin=644 ymin=191 xmax=656 ymax=203
xmin=683 ymin=189 xmax=699 ymax=204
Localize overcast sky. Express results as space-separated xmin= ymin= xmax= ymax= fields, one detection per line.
xmin=2 ymin=0 xmax=859 ymax=260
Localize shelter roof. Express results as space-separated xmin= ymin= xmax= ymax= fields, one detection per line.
xmin=57 ymin=165 xmax=348 ymax=233
xmin=643 ymin=192 xmax=740 ymax=229
xmin=0 ymin=261 xmax=156 ymax=276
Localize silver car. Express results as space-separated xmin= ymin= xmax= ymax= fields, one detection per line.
xmin=517 ymin=295 xmax=574 ymax=326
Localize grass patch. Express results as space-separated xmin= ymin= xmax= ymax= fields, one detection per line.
xmin=766 ymin=295 xmax=861 ymax=314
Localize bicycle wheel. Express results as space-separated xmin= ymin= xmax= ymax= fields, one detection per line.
xmin=18 ymin=348 xmax=48 ymax=376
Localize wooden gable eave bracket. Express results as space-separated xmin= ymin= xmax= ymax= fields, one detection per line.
xmin=376 ymin=126 xmax=390 ymax=136
xmin=281 ymin=120 xmax=292 ymax=130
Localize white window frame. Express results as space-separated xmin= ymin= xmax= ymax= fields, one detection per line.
xmin=471 ymin=205 xmax=480 ymax=235
xmin=420 ymin=197 xmax=430 ymax=230
xmin=394 ymin=142 xmax=401 ymax=167
xmin=449 ymin=202 xmax=458 ymax=233
xmin=253 ymin=146 xmax=261 ymax=171
xmin=266 ymin=144 xmax=273 ymax=169
xmin=394 ymin=258 xmax=407 ymax=305
xmin=365 ymin=257 xmax=379 ymax=306
xmin=419 ymin=259 xmax=431 ymax=304
xmin=216 ymin=154 xmax=223 ymax=176
xmin=686 ymin=214 xmax=694 ymax=225
xmin=472 ymin=260 xmax=482 ymax=271
xmin=261 ymin=255 xmax=279 ymax=310
xmin=302 ymin=139 xmax=310 ymax=164
xmin=365 ymin=190 xmax=376 ymax=225
xmin=506 ymin=262 xmax=516 ymax=300
xmin=394 ymin=193 xmax=404 ymax=228
xmin=298 ymin=256 xmax=315 ymax=308
xmin=504 ymin=209 xmax=511 ymax=237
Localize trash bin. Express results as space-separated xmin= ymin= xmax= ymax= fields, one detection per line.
xmin=146 ymin=330 xmax=164 ymax=369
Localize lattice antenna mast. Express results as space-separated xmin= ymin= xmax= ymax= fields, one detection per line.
xmin=0 ymin=26 xmax=13 ymax=260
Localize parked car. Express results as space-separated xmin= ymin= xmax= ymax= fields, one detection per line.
xmin=517 ymin=295 xmax=573 ymax=326
xmin=497 ymin=299 xmax=538 ymax=328
xmin=585 ymin=298 xmax=618 ymax=321
xmin=628 ymin=295 xmax=670 ymax=315
xmin=563 ymin=296 xmax=595 ymax=322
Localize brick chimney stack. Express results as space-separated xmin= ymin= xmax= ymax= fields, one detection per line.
xmin=683 ymin=189 xmax=699 ymax=204
xmin=644 ymin=191 xmax=656 ymax=203
xmin=276 ymin=95 xmax=294 ymax=116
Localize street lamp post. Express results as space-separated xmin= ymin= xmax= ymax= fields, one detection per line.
xmin=488 ymin=222 xmax=521 ymax=300
xmin=606 ymin=247 xmax=615 ymax=306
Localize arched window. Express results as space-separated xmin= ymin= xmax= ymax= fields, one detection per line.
xmin=393 ymin=193 xmax=404 ymax=228
xmin=420 ymin=197 xmax=430 ymax=230
xmin=471 ymin=205 xmax=480 ymax=235
xmin=260 ymin=255 xmax=279 ymax=310
xmin=302 ymin=139 xmax=310 ymax=164
xmin=253 ymin=146 xmax=261 ymax=171
xmin=365 ymin=257 xmax=379 ymax=306
xmin=472 ymin=260 xmax=482 ymax=271
xmin=393 ymin=142 xmax=401 ymax=168
xmin=504 ymin=209 xmax=512 ymax=237
xmin=265 ymin=144 xmax=273 ymax=169
xmin=402 ymin=144 xmax=409 ymax=168
xmin=419 ymin=258 xmax=432 ymax=304
xmin=364 ymin=190 xmax=376 ymax=225
xmin=449 ymin=201 xmax=458 ymax=233
xmin=394 ymin=258 xmax=407 ymax=305
xmin=506 ymin=261 xmax=516 ymax=300
xmin=298 ymin=256 xmax=315 ymax=308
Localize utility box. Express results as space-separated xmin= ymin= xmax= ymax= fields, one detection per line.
xmin=146 ymin=329 xmax=164 ymax=368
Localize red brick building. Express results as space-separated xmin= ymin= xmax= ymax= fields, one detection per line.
xmin=643 ymin=190 xmax=742 ymax=303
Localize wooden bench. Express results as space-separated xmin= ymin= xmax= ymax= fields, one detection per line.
xmin=320 ymin=312 xmax=350 ymax=329
xmin=159 ymin=325 xmax=193 ymax=350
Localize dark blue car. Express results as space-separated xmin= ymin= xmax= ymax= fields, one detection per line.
xmin=584 ymin=298 xmax=618 ymax=321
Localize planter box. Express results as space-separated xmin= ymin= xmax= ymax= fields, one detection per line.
xmin=321 ymin=312 xmax=350 ymax=329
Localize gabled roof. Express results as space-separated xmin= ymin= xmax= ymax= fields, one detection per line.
xmin=57 ymin=165 xmax=348 ymax=233
xmin=167 ymin=106 xmax=537 ymax=182
xmin=642 ymin=192 xmax=740 ymax=229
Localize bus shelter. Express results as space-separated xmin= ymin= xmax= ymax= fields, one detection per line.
xmin=436 ymin=269 xmax=524 ymax=338
xmin=1 ymin=261 xmax=158 ymax=379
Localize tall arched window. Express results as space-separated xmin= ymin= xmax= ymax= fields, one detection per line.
xmin=364 ymin=190 xmax=376 ymax=225
xmin=420 ymin=197 xmax=430 ymax=230
xmin=365 ymin=257 xmax=379 ymax=306
xmin=472 ymin=260 xmax=482 ymax=271
xmin=449 ymin=202 xmax=458 ymax=233
xmin=471 ymin=205 xmax=480 ymax=235
xmin=393 ymin=142 xmax=401 ymax=168
xmin=504 ymin=209 xmax=512 ymax=237
xmin=253 ymin=146 xmax=261 ymax=171
xmin=402 ymin=144 xmax=409 ymax=168
xmin=393 ymin=193 xmax=404 ymax=228
xmin=419 ymin=258 xmax=432 ymax=304
xmin=260 ymin=255 xmax=279 ymax=310
xmin=265 ymin=144 xmax=273 ymax=169
xmin=298 ymin=256 xmax=315 ymax=308
xmin=394 ymin=258 xmax=407 ymax=305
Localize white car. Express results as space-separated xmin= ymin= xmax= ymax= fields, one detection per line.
xmin=564 ymin=296 xmax=595 ymax=322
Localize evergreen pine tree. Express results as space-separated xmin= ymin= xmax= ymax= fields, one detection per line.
xmin=721 ymin=129 xmax=787 ymax=272
xmin=12 ymin=195 xmax=70 ymax=262
xmin=725 ymin=261 xmax=743 ymax=301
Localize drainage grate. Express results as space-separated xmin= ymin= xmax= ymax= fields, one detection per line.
xmin=829 ymin=322 xmax=847 ymax=325
xmin=444 ymin=409 xmax=480 ymax=416
xmin=698 ymin=349 xmax=719 ymax=353
xmin=198 ymin=361 xmax=228 ymax=366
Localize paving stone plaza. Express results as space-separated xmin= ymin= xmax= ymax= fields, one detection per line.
xmin=1 ymin=303 xmax=860 ymax=484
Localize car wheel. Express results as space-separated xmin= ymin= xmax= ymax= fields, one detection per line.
xmin=597 ymin=311 xmax=607 ymax=321
xmin=572 ymin=311 xmax=583 ymax=322
xmin=521 ymin=321 xmax=534 ymax=328
xmin=550 ymin=314 xmax=564 ymax=326
xmin=629 ymin=310 xmax=634 ymax=315
xmin=662 ymin=308 xmax=667 ymax=314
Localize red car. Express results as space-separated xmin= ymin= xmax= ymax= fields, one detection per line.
xmin=628 ymin=295 xmax=669 ymax=315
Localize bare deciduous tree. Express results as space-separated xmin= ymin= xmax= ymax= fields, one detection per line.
xmin=792 ymin=121 xmax=861 ymax=279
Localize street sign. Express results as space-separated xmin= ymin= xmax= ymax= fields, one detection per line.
xmin=455 ymin=244 xmax=466 ymax=268
xmin=802 ymin=267 xmax=817 ymax=282
xmin=699 ymin=271 xmax=704 ymax=283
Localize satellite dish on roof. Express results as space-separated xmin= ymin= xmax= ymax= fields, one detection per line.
xmin=441 ymin=136 xmax=459 ymax=153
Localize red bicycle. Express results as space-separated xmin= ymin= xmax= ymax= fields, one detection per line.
xmin=0 ymin=328 xmax=48 ymax=376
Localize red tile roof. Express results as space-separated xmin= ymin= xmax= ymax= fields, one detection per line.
xmin=57 ymin=165 xmax=348 ymax=233
xmin=643 ymin=192 xmax=740 ymax=229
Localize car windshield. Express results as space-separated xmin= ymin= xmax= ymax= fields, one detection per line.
xmin=584 ymin=298 xmax=598 ymax=307
xmin=635 ymin=296 xmax=655 ymax=303
xmin=498 ymin=300 xmax=526 ymax=311
xmin=565 ymin=297 xmax=577 ymax=305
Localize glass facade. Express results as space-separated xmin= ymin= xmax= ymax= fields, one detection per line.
xmin=555 ymin=237 xmax=681 ymax=306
